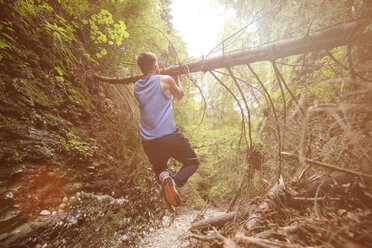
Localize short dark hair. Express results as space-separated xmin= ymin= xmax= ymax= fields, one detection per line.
xmin=136 ymin=52 xmax=157 ymax=74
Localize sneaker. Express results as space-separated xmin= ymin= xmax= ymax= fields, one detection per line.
xmin=161 ymin=176 xmax=181 ymax=207
xmin=156 ymin=186 xmax=175 ymax=212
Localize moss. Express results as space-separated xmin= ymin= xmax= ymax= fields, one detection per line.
xmin=104 ymin=97 xmax=114 ymax=106
xmin=68 ymin=87 xmax=91 ymax=109
xmin=0 ymin=145 xmax=23 ymax=165
xmin=43 ymin=112 xmax=59 ymax=121
xmin=23 ymin=79 xmax=57 ymax=107
xmin=2 ymin=115 xmax=30 ymax=134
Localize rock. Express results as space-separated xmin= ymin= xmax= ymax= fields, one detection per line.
xmin=39 ymin=210 xmax=50 ymax=216
xmin=69 ymin=196 xmax=78 ymax=205
xmin=121 ymin=234 xmax=131 ymax=241
xmin=64 ymin=182 xmax=83 ymax=194
xmin=57 ymin=209 xmax=67 ymax=220
xmin=161 ymin=215 xmax=172 ymax=227
xmin=5 ymin=192 xmax=13 ymax=199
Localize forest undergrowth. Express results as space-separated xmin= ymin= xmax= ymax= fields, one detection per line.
xmin=1 ymin=0 xmax=372 ymax=247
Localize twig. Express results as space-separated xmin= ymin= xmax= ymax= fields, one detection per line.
xmin=190 ymin=233 xmax=222 ymax=242
xmin=293 ymin=196 xmax=340 ymax=201
xmin=189 ymin=74 xmax=207 ymax=129
xmin=212 ymin=69 xmax=265 ymax=95
xmin=210 ymin=70 xmax=248 ymax=147
xmin=248 ymin=64 xmax=282 ymax=176
xmin=271 ymin=61 xmax=287 ymax=178
xmin=272 ymin=62 xmax=305 ymax=116
xmin=314 ymin=177 xmax=326 ymax=219
xmin=297 ymin=104 xmax=337 ymax=180
xmin=326 ymin=50 xmax=372 ymax=83
xmin=228 ymin=67 xmax=253 ymax=152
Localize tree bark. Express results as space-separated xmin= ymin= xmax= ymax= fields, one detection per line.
xmin=190 ymin=182 xmax=286 ymax=232
xmin=190 ymin=211 xmax=236 ymax=231
xmin=94 ymin=21 xmax=360 ymax=84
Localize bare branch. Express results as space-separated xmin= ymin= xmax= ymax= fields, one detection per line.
xmin=282 ymin=152 xmax=372 ymax=179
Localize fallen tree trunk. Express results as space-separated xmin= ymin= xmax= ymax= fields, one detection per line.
xmin=94 ymin=21 xmax=360 ymax=84
xmin=190 ymin=182 xmax=286 ymax=232
xmin=244 ymin=182 xmax=286 ymax=232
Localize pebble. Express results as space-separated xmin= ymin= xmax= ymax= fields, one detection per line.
xmin=161 ymin=215 xmax=172 ymax=227
xmin=5 ymin=192 xmax=13 ymax=199
xmin=40 ymin=210 xmax=51 ymax=216
xmin=70 ymin=196 xmax=78 ymax=205
xmin=121 ymin=234 xmax=131 ymax=241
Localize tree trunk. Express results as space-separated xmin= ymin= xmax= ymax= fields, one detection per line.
xmin=190 ymin=182 xmax=286 ymax=232
xmin=94 ymin=21 xmax=361 ymax=84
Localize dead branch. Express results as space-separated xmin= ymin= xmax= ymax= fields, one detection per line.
xmin=212 ymin=69 xmax=265 ymax=97
xmin=326 ymin=50 xmax=372 ymax=84
xmin=297 ymin=104 xmax=338 ymax=181
xmin=272 ymin=62 xmax=305 ymax=116
xmin=210 ymin=70 xmax=248 ymax=147
xmin=271 ymin=61 xmax=287 ymax=178
xmin=189 ymin=76 xmax=207 ymax=128
xmin=189 ymin=233 xmax=223 ymax=242
xmin=228 ymin=67 xmax=253 ymax=152
xmin=190 ymin=211 xmax=237 ymax=231
xmin=247 ymin=64 xmax=282 ymax=175
xmin=234 ymin=232 xmax=301 ymax=248
xmin=292 ymin=196 xmax=340 ymax=201
xmin=282 ymin=152 xmax=372 ymax=179
xmin=244 ymin=181 xmax=286 ymax=232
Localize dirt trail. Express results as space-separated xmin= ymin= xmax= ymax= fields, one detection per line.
xmin=139 ymin=206 xmax=223 ymax=248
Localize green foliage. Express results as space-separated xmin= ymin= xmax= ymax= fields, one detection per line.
xmin=59 ymin=133 xmax=98 ymax=161
xmin=83 ymin=8 xmax=129 ymax=58
xmin=68 ymin=87 xmax=91 ymax=109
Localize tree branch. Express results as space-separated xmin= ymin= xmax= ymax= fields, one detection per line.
xmin=282 ymin=152 xmax=372 ymax=179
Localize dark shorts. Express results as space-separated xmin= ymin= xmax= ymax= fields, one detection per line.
xmin=142 ymin=130 xmax=199 ymax=187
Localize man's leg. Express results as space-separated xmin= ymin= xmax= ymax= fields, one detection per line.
xmin=142 ymin=139 xmax=169 ymax=183
xmin=164 ymin=132 xmax=199 ymax=187
xmin=142 ymin=138 xmax=181 ymax=207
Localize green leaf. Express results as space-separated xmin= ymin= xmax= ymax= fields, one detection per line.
xmin=2 ymin=33 xmax=15 ymax=42
xmin=55 ymin=66 xmax=64 ymax=76
xmin=0 ymin=39 xmax=11 ymax=49
xmin=100 ymin=48 xmax=107 ymax=55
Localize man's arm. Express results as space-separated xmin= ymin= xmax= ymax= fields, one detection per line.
xmin=160 ymin=75 xmax=184 ymax=100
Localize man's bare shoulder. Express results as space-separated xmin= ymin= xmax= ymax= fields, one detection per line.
xmin=160 ymin=75 xmax=173 ymax=81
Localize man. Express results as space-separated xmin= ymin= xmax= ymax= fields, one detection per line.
xmin=134 ymin=52 xmax=199 ymax=211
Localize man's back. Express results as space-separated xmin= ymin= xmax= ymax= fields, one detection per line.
xmin=134 ymin=74 xmax=178 ymax=140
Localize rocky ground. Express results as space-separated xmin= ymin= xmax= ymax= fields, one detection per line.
xmin=140 ymin=207 xmax=224 ymax=248
xmin=0 ymin=171 xmax=210 ymax=248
